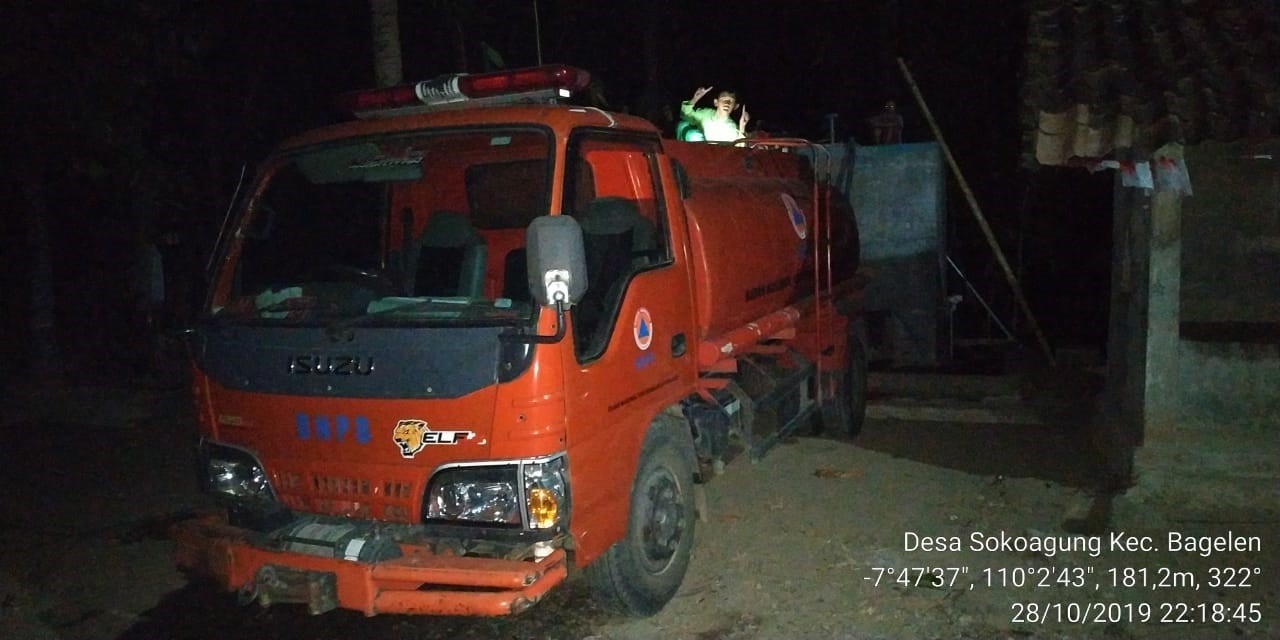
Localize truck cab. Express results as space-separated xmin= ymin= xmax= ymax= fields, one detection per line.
xmin=175 ymin=65 xmax=864 ymax=618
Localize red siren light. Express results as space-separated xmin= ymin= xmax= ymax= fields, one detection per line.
xmin=336 ymin=64 xmax=592 ymax=118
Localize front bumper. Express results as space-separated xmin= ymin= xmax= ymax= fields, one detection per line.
xmin=171 ymin=511 xmax=568 ymax=616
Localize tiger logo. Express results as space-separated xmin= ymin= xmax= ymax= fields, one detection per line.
xmin=392 ymin=419 xmax=475 ymax=458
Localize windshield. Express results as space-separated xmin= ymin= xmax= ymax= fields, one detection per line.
xmin=208 ymin=127 xmax=552 ymax=326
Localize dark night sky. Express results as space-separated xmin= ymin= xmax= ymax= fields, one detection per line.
xmin=214 ymin=1 xmax=1028 ymax=151
xmin=2 ymin=0 xmax=1030 ymax=204
xmin=395 ymin=1 xmax=1027 ymax=149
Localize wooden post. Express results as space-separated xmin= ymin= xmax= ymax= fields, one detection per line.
xmin=897 ymin=57 xmax=1056 ymax=366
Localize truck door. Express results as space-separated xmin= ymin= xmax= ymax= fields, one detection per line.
xmin=558 ymin=131 xmax=697 ymax=556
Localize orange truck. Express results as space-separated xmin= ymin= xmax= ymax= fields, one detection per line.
xmin=173 ymin=64 xmax=867 ymax=618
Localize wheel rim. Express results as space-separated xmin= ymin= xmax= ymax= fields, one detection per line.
xmin=638 ymin=465 xmax=686 ymax=574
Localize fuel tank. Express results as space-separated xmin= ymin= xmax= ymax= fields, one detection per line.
xmin=666 ymin=141 xmax=859 ymax=342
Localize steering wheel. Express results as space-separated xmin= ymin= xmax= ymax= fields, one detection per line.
xmin=316 ymin=264 xmax=398 ymax=297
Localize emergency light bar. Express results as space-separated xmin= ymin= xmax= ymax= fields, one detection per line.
xmin=338 ymin=64 xmax=591 ymax=119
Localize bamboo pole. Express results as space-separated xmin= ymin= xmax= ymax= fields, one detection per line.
xmin=897 ymin=57 xmax=1056 ymax=366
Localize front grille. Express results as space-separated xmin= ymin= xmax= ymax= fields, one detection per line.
xmin=274 ymin=467 xmax=419 ymax=523
xmin=312 ymin=474 xmax=371 ymax=497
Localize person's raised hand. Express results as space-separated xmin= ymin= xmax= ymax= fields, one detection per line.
xmin=691 ymin=86 xmax=713 ymax=104
xmin=739 ymin=105 xmax=750 ymax=131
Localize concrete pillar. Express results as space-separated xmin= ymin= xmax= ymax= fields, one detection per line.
xmin=1142 ymin=190 xmax=1183 ymax=434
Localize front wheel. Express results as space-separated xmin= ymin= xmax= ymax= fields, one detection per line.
xmin=586 ymin=419 xmax=697 ymax=616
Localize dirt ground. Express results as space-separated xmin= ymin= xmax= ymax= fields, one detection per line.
xmin=2 ymin=369 xmax=1276 ymax=640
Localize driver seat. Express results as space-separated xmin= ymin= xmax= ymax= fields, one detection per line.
xmin=573 ymin=197 xmax=657 ymax=355
xmin=412 ymin=211 xmax=487 ymax=298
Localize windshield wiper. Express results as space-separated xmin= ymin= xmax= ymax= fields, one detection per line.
xmin=322 ymin=296 xmax=475 ymax=333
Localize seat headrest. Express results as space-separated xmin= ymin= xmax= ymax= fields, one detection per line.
xmin=419 ymin=211 xmax=480 ymax=248
xmin=579 ymin=197 xmax=643 ymax=236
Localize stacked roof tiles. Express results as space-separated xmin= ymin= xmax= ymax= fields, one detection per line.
xmin=1022 ymin=0 xmax=1280 ymax=166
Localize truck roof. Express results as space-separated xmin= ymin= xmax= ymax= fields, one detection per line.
xmin=278 ymin=104 xmax=661 ymax=153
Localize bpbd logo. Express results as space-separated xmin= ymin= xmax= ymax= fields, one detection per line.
xmin=295 ymin=414 xmax=372 ymax=445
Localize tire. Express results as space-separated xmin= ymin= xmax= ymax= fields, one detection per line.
xmin=820 ymin=329 xmax=868 ymax=438
xmin=586 ymin=419 xmax=697 ymax=616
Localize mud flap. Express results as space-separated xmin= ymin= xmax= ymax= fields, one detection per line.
xmin=239 ymin=564 xmax=338 ymax=615
xmin=694 ymin=483 xmax=709 ymax=523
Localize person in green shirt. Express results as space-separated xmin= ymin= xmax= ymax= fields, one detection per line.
xmin=679 ymin=86 xmax=749 ymax=142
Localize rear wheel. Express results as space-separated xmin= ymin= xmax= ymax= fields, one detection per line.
xmin=820 ymin=328 xmax=868 ymax=438
xmin=586 ymin=420 xmax=696 ymax=616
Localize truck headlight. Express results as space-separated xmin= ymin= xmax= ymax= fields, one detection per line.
xmin=424 ymin=455 xmax=569 ymax=529
xmin=199 ymin=441 xmax=276 ymax=502
xmin=425 ymin=466 xmax=522 ymax=525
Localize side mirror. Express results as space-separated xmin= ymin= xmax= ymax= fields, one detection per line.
xmin=525 ymin=215 xmax=587 ymax=307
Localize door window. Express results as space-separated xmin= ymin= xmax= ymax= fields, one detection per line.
xmin=564 ymin=132 xmax=672 ymax=361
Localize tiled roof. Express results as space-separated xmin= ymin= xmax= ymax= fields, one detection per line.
xmin=1022 ymin=0 xmax=1280 ymax=166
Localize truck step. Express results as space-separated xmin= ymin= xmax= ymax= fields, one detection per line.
xmin=749 ymin=400 xmax=816 ymax=463
xmin=737 ymin=350 xmax=816 ymax=464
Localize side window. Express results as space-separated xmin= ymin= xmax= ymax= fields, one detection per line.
xmin=565 ymin=133 xmax=672 ymax=362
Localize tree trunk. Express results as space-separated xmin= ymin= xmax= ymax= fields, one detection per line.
xmin=637 ymin=2 xmax=664 ymax=126
xmin=450 ymin=12 xmax=468 ymax=72
xmin=370 ymin=0 xmax=403 ymax=87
